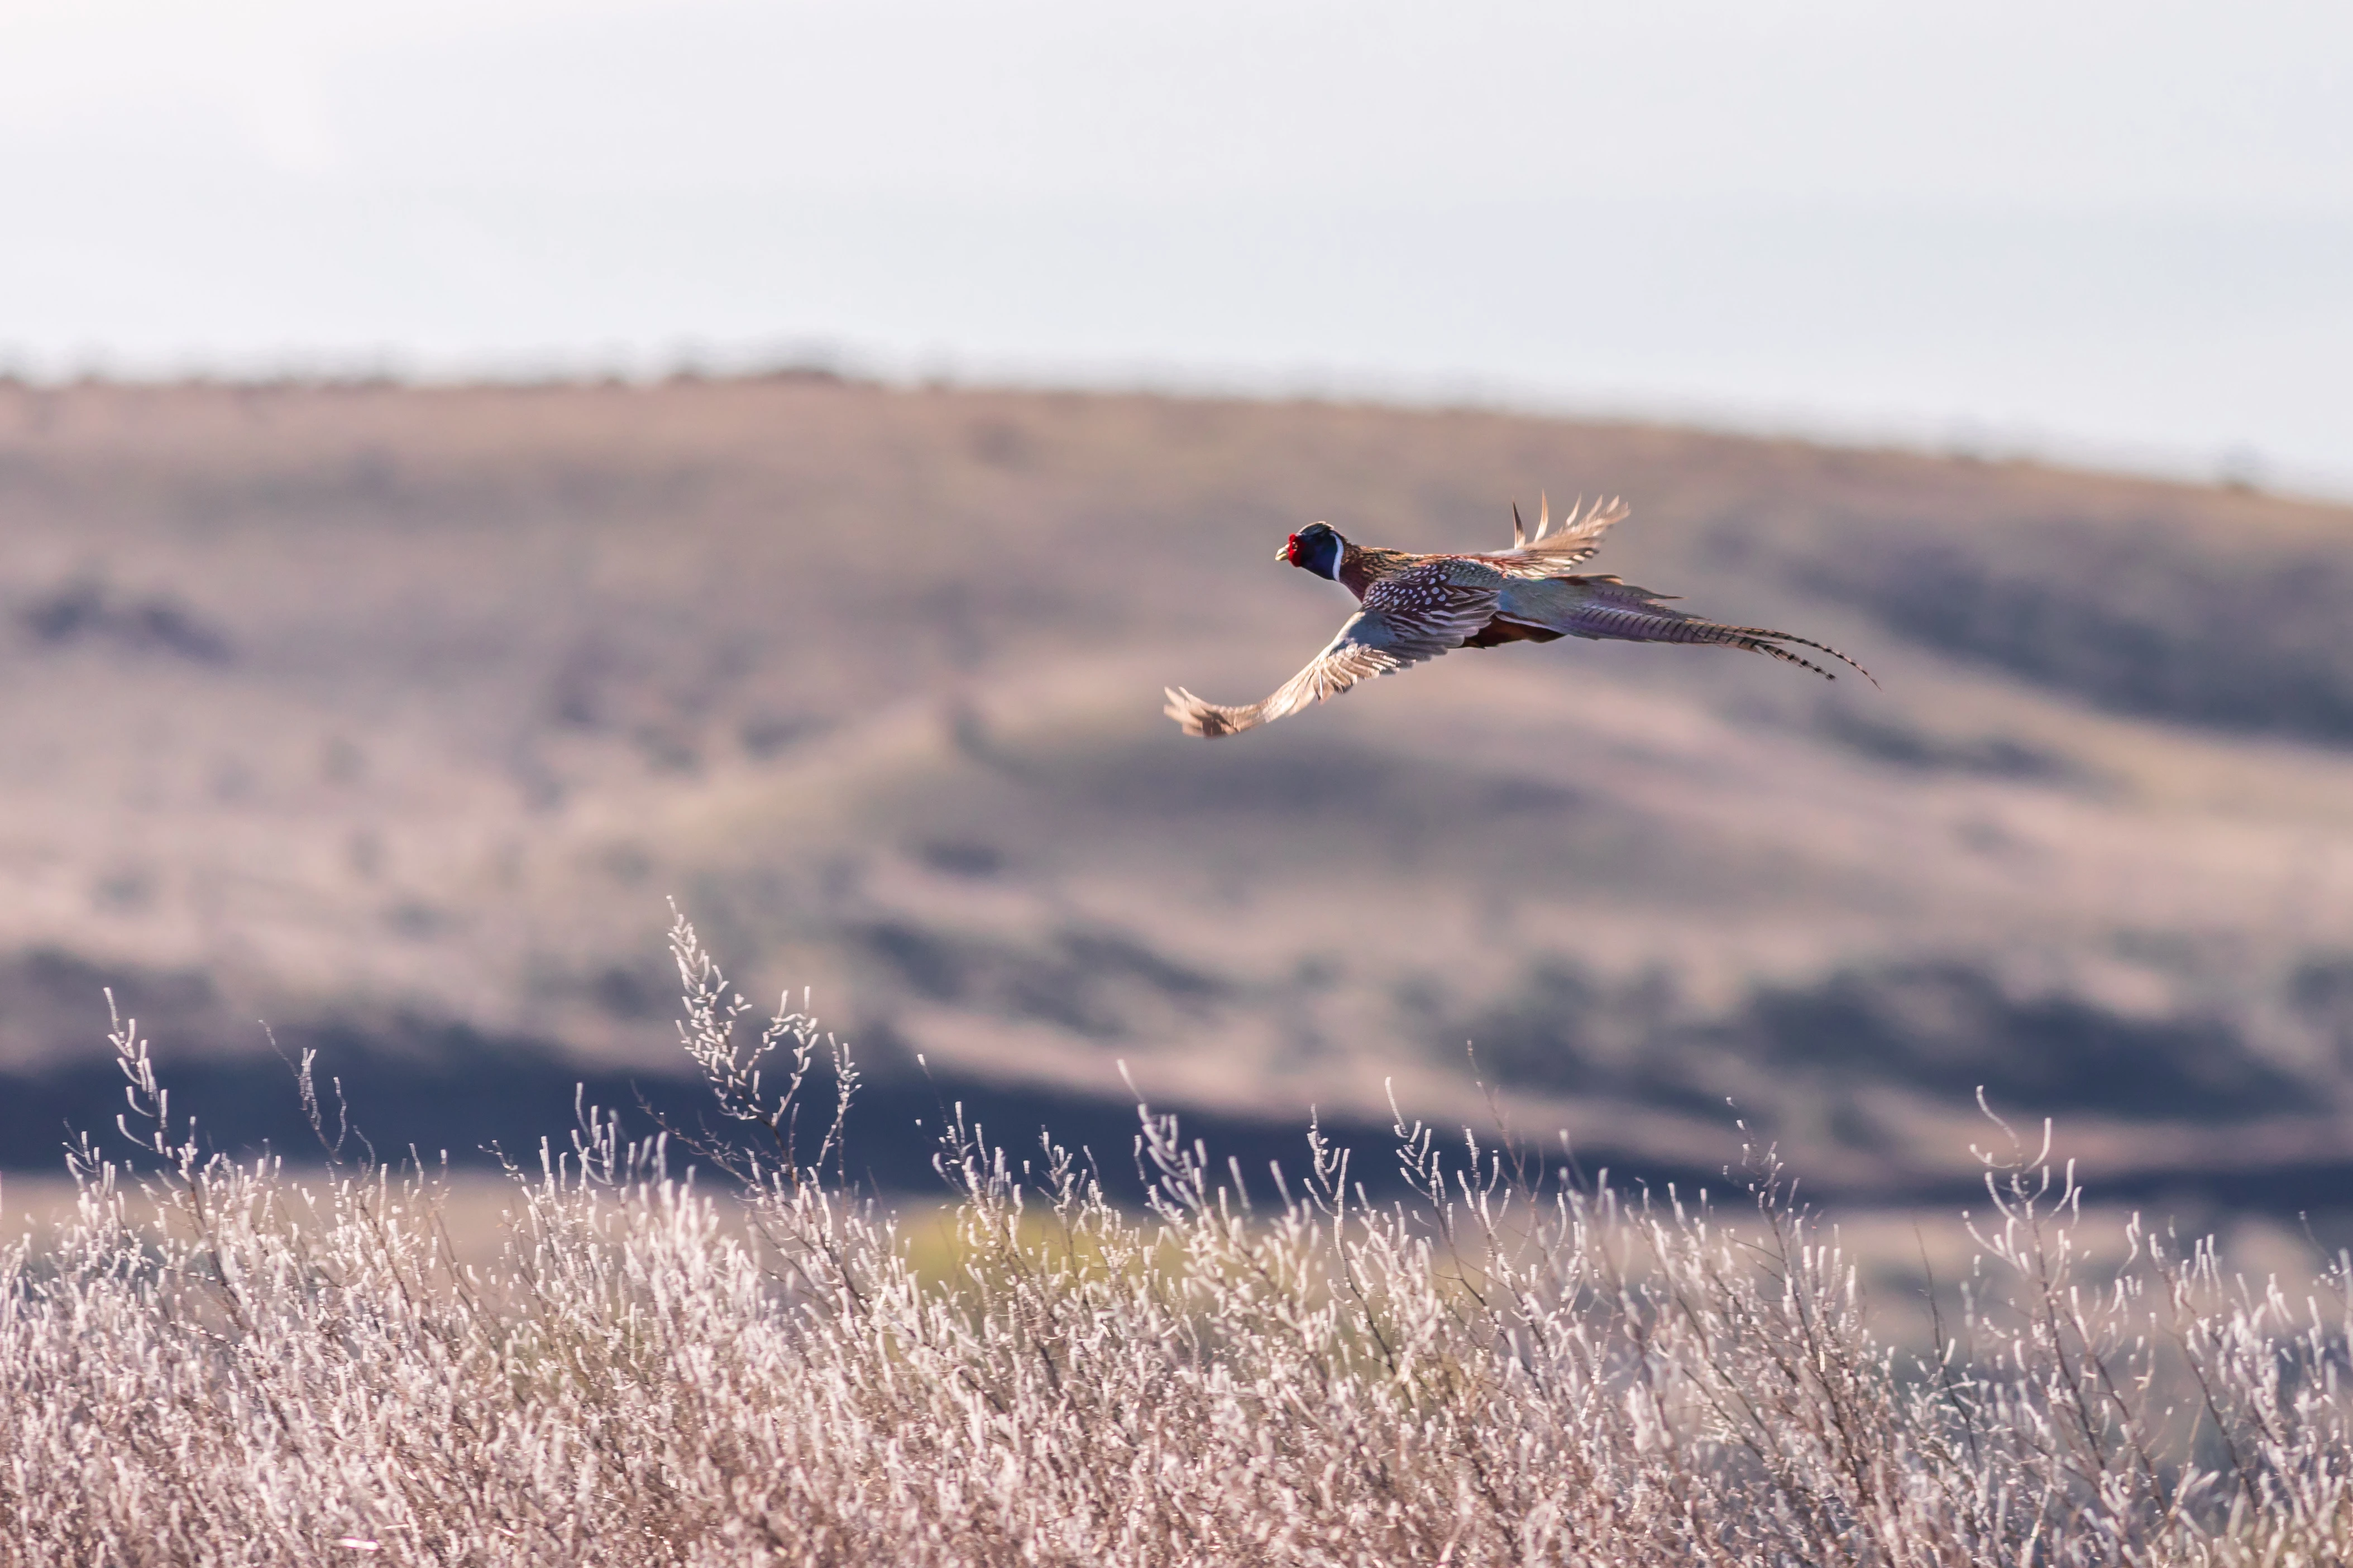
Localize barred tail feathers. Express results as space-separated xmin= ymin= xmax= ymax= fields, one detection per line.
xmin=1498 ymin=576 xmax=1876 ymax=684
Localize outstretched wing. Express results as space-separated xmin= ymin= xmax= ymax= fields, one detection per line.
xmin=1166 ymin=559 xmax=1501 ymax=737
xmin=1498 ymin=574 xmax=1877 ymax=683
xmin=1467 ymin=494 xmax=1630 ymax=577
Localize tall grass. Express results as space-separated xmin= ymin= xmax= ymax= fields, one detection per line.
xmin=4 ymin=912 xmax=2350 ymax=1566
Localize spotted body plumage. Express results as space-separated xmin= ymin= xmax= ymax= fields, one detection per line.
xmin=1165 ymin=495 xmax=1871 ymax=738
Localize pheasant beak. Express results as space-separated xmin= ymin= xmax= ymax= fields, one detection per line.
xmin=1278 ymin=534 xmax=1298 ymax=563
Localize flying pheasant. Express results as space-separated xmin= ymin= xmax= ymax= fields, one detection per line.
xmin=1164 ymin=496 xmax=1871 ymax=738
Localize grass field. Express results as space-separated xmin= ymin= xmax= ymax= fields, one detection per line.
xmin=6 ymin=914 xmax=2349 ymax=1566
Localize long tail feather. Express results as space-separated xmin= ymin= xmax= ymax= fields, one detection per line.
xmin=1504 ymin=576 xmax=1878 ymax=684
xmin=1580 ymin=608 xmax=1878 ymax=684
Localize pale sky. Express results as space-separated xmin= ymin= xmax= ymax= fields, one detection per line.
xmin=4 ymin=1 xmax=2349 ymax=487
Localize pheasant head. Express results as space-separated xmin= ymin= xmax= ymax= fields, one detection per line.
xmin=1279 ymin=522 xmax=1346 ymax=581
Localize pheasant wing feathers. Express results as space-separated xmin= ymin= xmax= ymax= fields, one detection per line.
xmin=1481 ymin=494 xmax=1629 ymax=576
xmin=1165 ymin=560 xmax=1500 ymax=737
xmin=1164 ymin=636 xmax=1402 ymax=737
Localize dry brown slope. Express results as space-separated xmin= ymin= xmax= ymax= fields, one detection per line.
xmin=2 ymin=375 xmax=2350 ymax=1189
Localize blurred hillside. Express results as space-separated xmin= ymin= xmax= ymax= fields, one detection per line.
xmin=2 ymin=375 xmax=2350 ymax=1200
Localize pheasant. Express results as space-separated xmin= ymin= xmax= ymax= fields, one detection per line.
xmin=1164 ymin=496 xmax=1871 ymax=738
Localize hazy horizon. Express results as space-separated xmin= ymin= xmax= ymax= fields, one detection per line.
xmin=5 ymin=2 xmax=2350 ymax=492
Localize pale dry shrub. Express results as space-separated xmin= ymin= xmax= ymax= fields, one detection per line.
xmin=3 ymin=912 xmax=2350 ymax=1566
